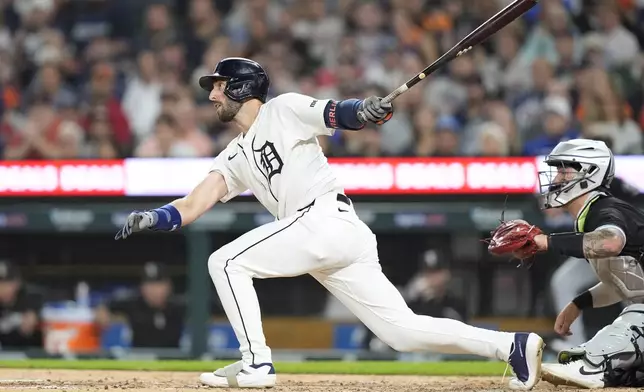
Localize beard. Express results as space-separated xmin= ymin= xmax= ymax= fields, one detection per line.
xmin=218 ymin=100 xmax=242 ymax=122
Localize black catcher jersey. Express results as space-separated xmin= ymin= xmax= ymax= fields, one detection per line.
xmin=577 ymin=193 xmax=644 ymax=262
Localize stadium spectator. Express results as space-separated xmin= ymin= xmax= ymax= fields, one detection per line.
xmin=412 ymin=106 xmax=436 ymax=157
xmin=433 ymin=115 xmax=461 ymax=157
xmin=594 ymin=2 xmax=640 ymax=70
xmin=3 ymin=96 xmax=82 ymax=160
xmin=135 ymin=113 xmax=202 ymax=158
xmin=96 ymin=262 xmax=185 ymax=348
xmin=122 ymin=51 xmax=163 ymax=141
xmin=171 ymin=91 xmax=214 ymax=156
xmin=425 ymin=55 xmax=475 ymax=117
xmin=81 ymin=109 xmax=122 ymax=159
xmin=0 ymin=0 xmax=643 ymax=158
xmin=22 ymin=63 xmax=76 ymax=111
xmin=0 ymin=260 xmax=43 ymax=349
xmin=517 ymin=0 xmax=574 ymax=66
xmin=184 ymin=0 xmax=222 ymax=72
xmin=78 ymin=62 xmax=132 ymax=153
xmin=513 ymin=58 xmax=557 ymax=141
xmin=577 ymin=68 xmax=643 ymax=154
xmin=480 ymin=31 xmax=528 ymax=101
xmin=476 ymin=121 xmax=511 ymax=157
xmin=552 ymin=29 xmax=581 ymax=89
xmin=522 ymin=94 xmax=579 ymax=156
xmin=137 ymin=2 xmax=179 ymax=53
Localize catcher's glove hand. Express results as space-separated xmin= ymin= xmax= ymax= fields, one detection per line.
xmin=485 ymin=219 xmax=544 ymax=261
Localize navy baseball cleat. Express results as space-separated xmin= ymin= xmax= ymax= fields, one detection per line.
xmin=507 ymin=332 xmax=545 ymax=390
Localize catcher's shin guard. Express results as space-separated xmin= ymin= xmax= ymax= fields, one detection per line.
xmin=558 ymin=304 xmax=644 ymax=388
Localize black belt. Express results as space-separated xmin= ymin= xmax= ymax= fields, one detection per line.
xmin=298 ymin=193 xmax=351 ymax=211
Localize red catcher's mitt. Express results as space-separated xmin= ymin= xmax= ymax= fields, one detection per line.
xmin=486 ymin=219 xmax=543 ymax=260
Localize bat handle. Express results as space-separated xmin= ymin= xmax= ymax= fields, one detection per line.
xmin=382 ymin=84 xmax=409 ymax=104
xmin=357 ymin=83 xmax=409 ymax=123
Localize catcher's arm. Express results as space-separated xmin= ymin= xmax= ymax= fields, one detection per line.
xmin=571 ymin=280 xmax=624 ymax=311
xmin=545 ymin=225 xmax=626 ymax=259
xmin=582 ymin=226 xmax=626 ymax=258
xmin=486 ymin=220 xmax=626 ymax=261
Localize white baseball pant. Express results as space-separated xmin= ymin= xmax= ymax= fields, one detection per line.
xmin=207 ymin=192 xmax=515 ymax=364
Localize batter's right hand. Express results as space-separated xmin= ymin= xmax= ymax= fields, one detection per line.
xmin=357 ymin=96 xmax=393 ymax=125
xmin=114 ymin=211 xmax=157 ymax=240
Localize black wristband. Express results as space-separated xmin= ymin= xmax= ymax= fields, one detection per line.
xmin=572 ymin=290 xmax=593 ymax=310
xmin=548 ymin=232 xmax=586 ymax=258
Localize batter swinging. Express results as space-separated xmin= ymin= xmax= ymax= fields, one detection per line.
xmin=115 ymin=57 xmax=544 ymax=390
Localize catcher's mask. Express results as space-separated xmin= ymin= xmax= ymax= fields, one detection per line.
xmin=538 ymin=139 xmax=614 ymax=209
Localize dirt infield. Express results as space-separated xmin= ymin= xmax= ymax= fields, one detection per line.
xmin=0 ymin=369 xmax=631 ymax=391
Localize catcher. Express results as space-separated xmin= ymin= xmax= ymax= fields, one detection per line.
xmin=488 ymin=139 xmax=644 ymax=389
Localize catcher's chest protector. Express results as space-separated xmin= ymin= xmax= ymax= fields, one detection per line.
xmin=581 ymin=304 xmax=644 ymax=387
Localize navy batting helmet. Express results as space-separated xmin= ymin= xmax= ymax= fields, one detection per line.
xmin=198 ymin=57 xmax=270 ymax=103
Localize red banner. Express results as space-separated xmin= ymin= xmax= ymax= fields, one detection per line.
xmin=329 ymin=157 xmax=538 ymax=194
xmin=0 ymin=161 xmax=126 ymax=196
xmin=0 ymin=156 xmax=639 ymax=196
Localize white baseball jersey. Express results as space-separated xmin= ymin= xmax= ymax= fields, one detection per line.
xmin=209 ymin=92 xmax=344 ymax=219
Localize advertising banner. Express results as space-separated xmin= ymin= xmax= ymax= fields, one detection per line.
xmin=0 ymin=156 xmax=640 ymax=196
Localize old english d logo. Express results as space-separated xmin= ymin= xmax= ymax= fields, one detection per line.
xmin=254 ymin=141 xmax=283 ymax=182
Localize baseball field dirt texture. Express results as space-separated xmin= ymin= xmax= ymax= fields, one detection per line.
xmin=0 ymin=360 xmax=634 ymax=391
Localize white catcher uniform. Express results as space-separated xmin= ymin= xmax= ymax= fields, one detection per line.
xmin=206 ymin=92 xmax=518 ymax=365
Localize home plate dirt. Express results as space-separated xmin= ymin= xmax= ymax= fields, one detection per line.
xmin=0 ymin=369 xmax=631 ymax=391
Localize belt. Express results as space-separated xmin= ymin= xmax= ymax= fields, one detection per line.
xmin=297 ymin=193 xmax=351 ymax=211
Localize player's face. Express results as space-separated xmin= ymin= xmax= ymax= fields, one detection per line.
xmin=539 ymin=162 xmax=584 ymax=208
xmin=548 ymin=165 xmax=579 ymax=193
xmin=209 ymin=80 xmax=242 ymax=123
xmin=554 ymin=166 xmax=577 ymax=185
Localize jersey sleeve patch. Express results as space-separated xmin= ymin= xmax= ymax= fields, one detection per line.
xmin=323 ymin=100 xmax=338 ymax=129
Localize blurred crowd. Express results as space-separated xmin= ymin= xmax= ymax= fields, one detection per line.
xmin=1 ymin=0 xmax=644 ymax=159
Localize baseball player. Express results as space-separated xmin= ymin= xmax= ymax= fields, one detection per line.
xmin=489 ymin=139 xmax=644 ymax=388
xmin=548 ymin=175 xmax=641 ymax=355
xmin=115 ymin=57 xmax=544 ymax=390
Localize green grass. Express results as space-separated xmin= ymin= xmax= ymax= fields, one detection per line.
xmin=0 ymin=359 xmax=507 ymax=376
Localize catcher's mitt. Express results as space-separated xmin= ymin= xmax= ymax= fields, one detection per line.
xmin=485 ymin=219 xmax=544 ymax=261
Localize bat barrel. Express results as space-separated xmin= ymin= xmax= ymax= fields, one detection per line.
xmin=380 ymin=0 xmax=538 ymax=105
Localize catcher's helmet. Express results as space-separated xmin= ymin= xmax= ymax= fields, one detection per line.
xmin=539 ymin=139 xmax=615 ymax=209
xmin=198 ymin=57 xmax=270 ymax=103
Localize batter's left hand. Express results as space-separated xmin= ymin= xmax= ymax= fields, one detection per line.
xmin=358 ymin=96 xmax=393 ymax=125
xmin=114 ymin=211 xmax=157 ymax=240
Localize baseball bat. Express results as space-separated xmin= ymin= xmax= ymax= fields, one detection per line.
xmin=381 ymin=0 xmax=539 ymax=105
